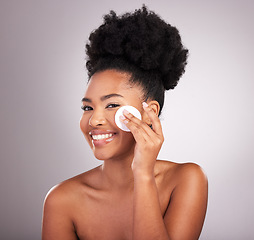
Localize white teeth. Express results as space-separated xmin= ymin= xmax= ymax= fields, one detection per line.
xmin=92 ymin=133 xmax=113 ymax=140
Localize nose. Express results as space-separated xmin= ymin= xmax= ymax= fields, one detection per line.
xmin=89 ymin=109 xmax=107 ymax=127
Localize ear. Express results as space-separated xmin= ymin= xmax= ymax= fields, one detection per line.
xmin=142 ymin=100 xmax=160 ymax=125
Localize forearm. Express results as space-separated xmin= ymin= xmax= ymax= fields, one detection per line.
xmin=133 ymin=172 xmax=170 ymax=240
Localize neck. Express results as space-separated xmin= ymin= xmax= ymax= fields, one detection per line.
xmin=100 ymin=154 xmax=134 ymax=191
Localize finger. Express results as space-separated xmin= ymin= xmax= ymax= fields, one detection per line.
xmin=121 ymin=110 xmax=155 ymax=142
xmin=142 ymin=102 xmax=163 ymax=135
xmin=120 ymin=116 xmax=148 ymax=144
xmin=121 ymin=111 xmax=164 ymax=154
xmin=122 ymin=109 xmax=154 ymax=136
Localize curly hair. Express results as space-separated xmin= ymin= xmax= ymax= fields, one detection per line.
xmin=86 ymin=5 xmax=188 ymax=115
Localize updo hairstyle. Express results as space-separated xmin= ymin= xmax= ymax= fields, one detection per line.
xmin=85 ymin=5 xmax=188 ymax=115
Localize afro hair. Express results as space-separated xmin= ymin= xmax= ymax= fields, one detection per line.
xmin=85 ymin=5 xmax=188 ymax=114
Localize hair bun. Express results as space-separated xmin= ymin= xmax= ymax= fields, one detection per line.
xmin=86 ymin=5 xmax=188 ymax=90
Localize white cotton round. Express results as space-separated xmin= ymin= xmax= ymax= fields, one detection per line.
xmin=115 ymin=105 xmax=142 ymax=132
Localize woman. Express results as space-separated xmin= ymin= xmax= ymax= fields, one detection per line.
xmin=42 ymin=6 xmax=208 ymax=240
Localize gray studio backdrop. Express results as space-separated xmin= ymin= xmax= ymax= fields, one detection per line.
xmin=1 ymin=0 xmax=254 ymax=239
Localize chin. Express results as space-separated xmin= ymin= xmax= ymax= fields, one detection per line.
xmin=92 ymin=142 xmax=135 ymax=162
xmin=91 ymin=147 xmax=107 ymax=160
xmin=92 ymin=148 xmax=122 ymax=161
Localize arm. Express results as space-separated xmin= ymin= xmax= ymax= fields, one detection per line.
xmin=133 ymin=170 xmax=170 ymax=240
xmin=42 ymin=185 xmax=78 ymax=240
xmin=133 ymin=164 xmax=208 ymax=240
xmin=122 ymin=102 xmax=208 ymax=240
xmin=164 ymin=163 xmax=208 ymax=239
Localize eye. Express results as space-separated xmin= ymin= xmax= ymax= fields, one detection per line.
xmin=106 ymin=103 xmax=120 ymax=109
xmin=81 ymin=105 xmax=93 ymax=111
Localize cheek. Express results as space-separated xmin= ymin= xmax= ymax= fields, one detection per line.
xmin=80 ymin=114 xmax=89 ymax=134
xmin=109 ymin=112 xmax=118 ymax=127
xmin=120 ymin=131 xmax=135 ymax=144
xmin=80 ymin=115 xmax=94 ymax=148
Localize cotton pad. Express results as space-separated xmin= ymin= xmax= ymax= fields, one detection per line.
xmin=115 ymin=105 xmax=141 ymax=132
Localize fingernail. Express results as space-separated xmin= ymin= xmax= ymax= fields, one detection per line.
xmin=119 ymin=115 xmax=128 ymax=124
xmin=142 ymin=102 xmax=149 ymax=108
xmin=123 ymin=119 xmax=129 ymax=124
xmin=123 ymin=109 xmax=130 ymax=115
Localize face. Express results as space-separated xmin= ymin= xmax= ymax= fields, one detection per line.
xmin=80 ymin=69 xmax=145 ymax=161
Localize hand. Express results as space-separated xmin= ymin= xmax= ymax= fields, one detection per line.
xmin=121 ymin=102 xmax=164 ymax=176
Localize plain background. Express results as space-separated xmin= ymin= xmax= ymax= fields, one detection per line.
xmin=1 ymin=0 xmax=254 ymax=239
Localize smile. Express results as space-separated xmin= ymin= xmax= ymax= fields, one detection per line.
xmin=92 ymin=133 xmax=113 ymax=140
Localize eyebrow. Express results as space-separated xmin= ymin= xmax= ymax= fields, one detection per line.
xmin=81 ymin=93 xmax=124 ymax=102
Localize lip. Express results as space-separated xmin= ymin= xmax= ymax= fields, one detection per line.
xmin=89 ymin=129 xmax=117 ymax=147
xmin=89 ymin=129 xmax=116 ymax=135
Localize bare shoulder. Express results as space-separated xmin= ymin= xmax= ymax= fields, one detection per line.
xmin=173 ymin=162 xmax=208 ymax=192
xmin=44 ymin=180 xmax=76 ymax=210
xmin=155 ymin=160 xmax=208 ymax=199
xmin=156 ymin=160 xmax=207 ymax=183
xmin=159 ymin=161 xmax=208 ymax=239
xmin=44 ymin=165 xmax=102 ymax=210
xmin=42 ymin=166 xmax=103 ymax=239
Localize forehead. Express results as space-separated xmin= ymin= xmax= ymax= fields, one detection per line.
xmin=85 ymin=70 xmax=142 ymax=99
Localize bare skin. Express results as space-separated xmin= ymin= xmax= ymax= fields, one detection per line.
xmin=42 ymin=70 xmax=208 ymax=240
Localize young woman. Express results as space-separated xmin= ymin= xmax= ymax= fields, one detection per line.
xmin=42 ymin=6 xmax=208 ymax=240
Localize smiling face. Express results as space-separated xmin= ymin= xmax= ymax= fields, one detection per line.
xmin=80 ymin=69 xmax=145 ymax=161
